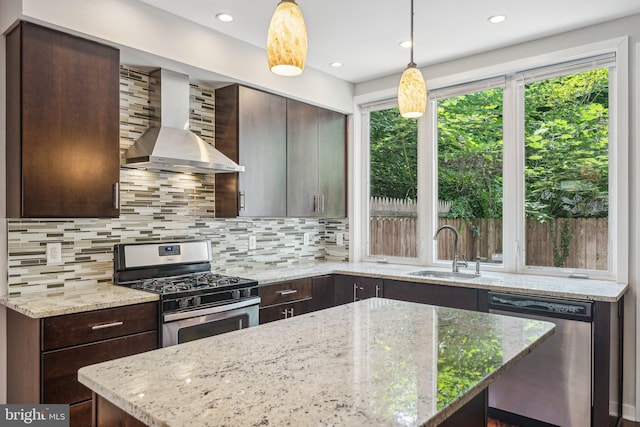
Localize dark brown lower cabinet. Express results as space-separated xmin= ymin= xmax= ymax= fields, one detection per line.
xmin=438 ymin=389 xmax=487 ymax=427
xmin=310 ymin=275 xmax=334 ymax=311
xmin=7 ymin=303 xmax=158 ymax=427
xmin=334 ymin=275 xmax=383 ymax=305
xmin=259 ymin=278 xmax=313 ymax=324
xmin=95 ymin=394 xmax=146 ymax=427
xmin=259 ymin=298 xmax=313 ymax=324
xmin=42 ymin=332 xmax=157 ymax=404
xmin=383 ymin=279 xmax=478 ymax=310
xmin=259 ymin=276 xmax=335 ymax=324
xmin=70 ymin=401 xmax=92 ymax=427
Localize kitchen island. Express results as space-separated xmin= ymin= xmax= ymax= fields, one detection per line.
xmin=79 ymin=298 xmax=554 ymax=427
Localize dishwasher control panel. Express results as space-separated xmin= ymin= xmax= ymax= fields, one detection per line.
xmin=488 ymin=292 xmax=593 ymax=321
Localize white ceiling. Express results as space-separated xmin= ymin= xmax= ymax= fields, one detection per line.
xmin=139 ymin=0 xmax=640 ymax=84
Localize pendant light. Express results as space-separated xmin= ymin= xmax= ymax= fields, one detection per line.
xmin=267 ymin=0 xmax=308 ymax=76
xmin=397 ymin=0 xmax=426 ymax=118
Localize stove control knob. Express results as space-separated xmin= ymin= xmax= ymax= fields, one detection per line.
xmin=242 ymin=288 xmax=252 ymax=298
xmin=231 ymin=289 xmax=241 ymax=300
xmin=192 ymin=296 xmax=201 ymax=306
xmin=178 ymin=297 xmax=190 ymax=309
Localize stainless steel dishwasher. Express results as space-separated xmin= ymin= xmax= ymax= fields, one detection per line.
xmin=488 ymin=292 xmax=593 ymax=427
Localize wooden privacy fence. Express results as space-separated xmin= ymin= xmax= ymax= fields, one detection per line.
xmin=369 ymin=197 xmax=608 ymax=269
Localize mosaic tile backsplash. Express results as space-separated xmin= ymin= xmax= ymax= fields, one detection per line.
xmin=7 ymin=66 xmax=349 ymax=296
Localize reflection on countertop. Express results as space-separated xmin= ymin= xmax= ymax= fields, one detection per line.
xmin=78 ymin=298 xmax=555 ymax=427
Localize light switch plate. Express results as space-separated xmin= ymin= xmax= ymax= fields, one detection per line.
xmin=336 ymin=232 xmax=344 ymax=246
xmin=303 ymin=232 xmax=310 ymax=246
xmin=46 ymin=242 xmax=62 ymax=265
xmin=248 ymin=235 xmax=257 ymax=250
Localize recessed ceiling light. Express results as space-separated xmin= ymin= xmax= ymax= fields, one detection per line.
xmin=216 ymin=13 xmax=234 ymax=23
xmin=330 ymin=62 xmax=343 ymax=68
xmin=487 ymin=15 xmax=507 ymax=24
xmin=400 ymin=40 xmax=412 ymax=49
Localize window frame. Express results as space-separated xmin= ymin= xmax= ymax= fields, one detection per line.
xmin=361 ymin=100 xmax=423 ymax=265
xmin=356 ymin=37 xmax=628 ymax=282
xmin=514 ymin=55 xmax=618 ymax=278
xmin=426 ymin=77 xmax=506 ymax=270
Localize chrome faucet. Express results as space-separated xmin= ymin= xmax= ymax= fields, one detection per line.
xmin=433 ymin=225 xmax=467 ymax=273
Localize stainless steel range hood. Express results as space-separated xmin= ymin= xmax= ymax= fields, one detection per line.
xmin=124 ymin=69 xmax=244 ymax=174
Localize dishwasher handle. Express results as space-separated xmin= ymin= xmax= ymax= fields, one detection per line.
xmin=488 ymin=292 xmax=593 ymax=321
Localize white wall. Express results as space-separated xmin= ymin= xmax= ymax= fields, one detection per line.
xmin=354 ymin=13 xmax=640 ymax=421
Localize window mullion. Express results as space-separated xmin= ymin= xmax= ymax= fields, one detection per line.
xmin=504 ymin=76 xmax=525 ymax=272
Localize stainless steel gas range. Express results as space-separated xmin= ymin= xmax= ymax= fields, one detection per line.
xmin=113 ymin=240 xmax=260 ymax=347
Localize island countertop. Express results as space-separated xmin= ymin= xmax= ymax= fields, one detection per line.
xmin=79 ymin=298 xmax=555 ymax=427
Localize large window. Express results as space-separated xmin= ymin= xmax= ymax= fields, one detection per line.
xmin=523 ymin=67 xmax=610 ymax=271
xmin=367 ymin=106 xmax=418 ymax=259
xmin=433 ymin=82 xmax=504 ymax=266
xmin=362 ymin=51 xmax=622 ymax=278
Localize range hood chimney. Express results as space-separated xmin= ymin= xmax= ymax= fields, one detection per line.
xmin=124 ymin=69 xmax=244 ymax=174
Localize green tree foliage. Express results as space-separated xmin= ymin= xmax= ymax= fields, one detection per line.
xmin=370 ymin=108 xmax=418 ymax=200
xmin=525 ymin=68 xmax=609 ymax=221
xmin=369 ymin=68 xmax=609 ymax=222
xmin=438 ymin=89 xmax=503 ymax=220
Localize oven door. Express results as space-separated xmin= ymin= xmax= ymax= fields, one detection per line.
xmin=162 ymin=297 xmax=260 ymax=347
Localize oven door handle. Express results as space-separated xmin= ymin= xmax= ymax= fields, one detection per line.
xmin=163 ymin=297 xmax=261 ymax=322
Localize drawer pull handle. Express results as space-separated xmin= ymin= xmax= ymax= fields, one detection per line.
xmin=277 ymin=289 xmax=298 ymax=296
xmin=91 ymin=321 xmax=123 ymax=330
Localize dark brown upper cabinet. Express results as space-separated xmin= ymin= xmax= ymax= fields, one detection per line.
xmin=6 ymin=21 xmax=120 ymax=218
xmin=215 ymin=84 xmax=287 ymax=218
xmin=287 ymin=99 xmax=346 ymax=218
xmin=214 ymin=84 xmax=346 ymax=219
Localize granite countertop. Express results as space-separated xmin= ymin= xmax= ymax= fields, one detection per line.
xmin=79 ymin=298 xmax=555 ymax=427
xmin=2 ymin=261 xmax=627 ymax=318
xmin=248 ymin=261 xmax=628 ymax=302
xmin=2 ymin=284 xmax=158 ymax=318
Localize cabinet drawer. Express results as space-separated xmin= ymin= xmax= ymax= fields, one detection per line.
xmin=259 ymin=278 xmax=312 ymax=307
xmin=43 ymin=302 xmax=157 ymax=351
xmin=259 ymin=299 xmax=313 ymax=325
xmin=42 ymin=331 xmax=157 ymax=404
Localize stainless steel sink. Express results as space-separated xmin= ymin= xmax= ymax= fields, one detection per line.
xmin=408 ymin=270 xmax=480 ymax=279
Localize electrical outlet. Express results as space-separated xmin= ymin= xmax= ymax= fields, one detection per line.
xmin=336 ymin=232 xmax=344 ymax=246
xmin=248 ymin=235 xmax=257 ymax=250
xmin=46 ymin=243 xmax=62 ymax=265
xmin=303 ymin=232 xmax=310 ymax=246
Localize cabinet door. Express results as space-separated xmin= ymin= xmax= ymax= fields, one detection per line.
xmin=238 ymin=87 xmax=287 ymax=217
xmin=213 ymin=85 xmax=240 ymax=218
xmin=41 ymin=331 xmax=157 ymax=404
xmin=334 ymin=275 xmax=383 ymax=305
xmin=318 ymin=108 xmax=346 ymax=218
xmin=311 ymin=275 xmax=335 ymax=311
xmin=259 ymin=304 xmax=286 ymax=324
xmin=7 ymin=22 xmax=120 ymax=218
xmin=287 ymin=99 xmax=319 ymax=217
xmin=383 ymin=279 xmax=478 ymax=310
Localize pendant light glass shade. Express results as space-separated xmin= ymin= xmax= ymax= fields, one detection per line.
xmin=267 ymin=0 xmax=308 ymax=76
xmin=398 ymin=64 xmax=426 ymax=118
xmin=398 ymin=0 xmax=426 ymax=118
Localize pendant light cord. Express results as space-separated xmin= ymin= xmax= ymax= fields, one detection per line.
xmin=410 ymin=0 xmax=415 ymax=66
